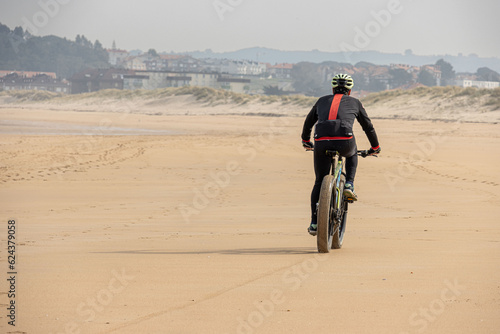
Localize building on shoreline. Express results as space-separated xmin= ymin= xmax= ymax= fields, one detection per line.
xmin=266 ymin=63 xmax=293 ymax=79
xmin=69 ymin=68 xmax=251 ymax=94
xmin=0 ymin=72 xmax=70 ymax=93
xmin=106 ymin=48 xmax=129 ymax=66
xmin=454 ymin=79 xmax=499 ymax=89
xmin=70 ymin=68 xmax=130 ymax=93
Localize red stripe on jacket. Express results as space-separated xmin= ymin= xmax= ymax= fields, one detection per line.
xmin=315 ymin=136 xmax=353 ymax=141
xmin=328 ymin=94 xmax=343 ymax=120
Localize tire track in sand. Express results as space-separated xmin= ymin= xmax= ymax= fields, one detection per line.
xmin=411 ymin=163 xmax=499 ymax=187
xmin=99 ymin=254 xmax=320 ymax=334
xmin=0 ymin=140 xmax=147 ymax=183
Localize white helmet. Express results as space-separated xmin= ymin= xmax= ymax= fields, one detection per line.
xmin=331 ymin=74 xmax=354 ymax=90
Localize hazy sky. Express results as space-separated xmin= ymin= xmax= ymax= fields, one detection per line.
xmin=1 ymin=0 xmax=499 ymax=58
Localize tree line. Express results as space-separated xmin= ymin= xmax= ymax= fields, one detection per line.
xmin=0 ymin=22 xmax=109 ymax=79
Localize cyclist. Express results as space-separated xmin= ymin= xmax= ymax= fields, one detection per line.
xmin=301 ymin=74 xmax=380 ymax=235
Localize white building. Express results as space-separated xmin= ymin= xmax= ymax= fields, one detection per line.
xmin=456 ymin=80 xmax=499 ymax=89
xmin=107 ymin=49 xmax=129 ymax=66
xmin=213 ymin=59 xmax=266 ymax=75
xmin=233 ymin=60 xmax=267 ymax=75
xmin=129 ymin=70 xmax=249 ymax=92
xmin=122 ymin=56 xmax=146 ymax=71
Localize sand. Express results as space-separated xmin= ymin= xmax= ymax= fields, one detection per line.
xmin=0 ymin=102 xmax=499 ymax=334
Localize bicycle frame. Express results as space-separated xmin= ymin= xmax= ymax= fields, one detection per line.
xmin=328 ymin=151 xmax=344 ymax=212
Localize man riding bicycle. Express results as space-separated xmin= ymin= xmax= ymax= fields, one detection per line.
xmin=301 ymin=74 xmax=381 ymax=236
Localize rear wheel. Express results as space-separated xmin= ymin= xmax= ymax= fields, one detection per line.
xmin=332 ymin=174 xmax=348 ymax=249
xmin=317 ymin=175 xmax=335 ymax=253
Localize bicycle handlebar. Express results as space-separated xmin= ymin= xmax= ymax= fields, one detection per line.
xmin=357 ymin=150 xmax=378 ymax=158
xmin=304 ymin=147 xmax=378 ymax=158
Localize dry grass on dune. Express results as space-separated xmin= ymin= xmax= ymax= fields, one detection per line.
xmin=0 ymin=89 xmax=64 ymax=101
xmin=362 ymin=86 xmax=500 ymax=111
xmin=1 ymin=86 xmax=499 ymax=118
xmin=0 ymin=86 xmax=317 ymax=107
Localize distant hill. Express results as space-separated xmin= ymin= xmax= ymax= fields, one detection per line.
xmin=0 ymin=22 xmax=109 ymax=79
xmin=185 ymin=47 xmax=500 ymax=73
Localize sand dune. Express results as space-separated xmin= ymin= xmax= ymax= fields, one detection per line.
xmin=2 ymin=86 xmax=499 ymax=122
xmin=0 ymin=89 xmax=499 ymax=333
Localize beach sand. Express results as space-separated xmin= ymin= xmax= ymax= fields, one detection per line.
xmin=0 ymin=105 xmax=499 ymax=334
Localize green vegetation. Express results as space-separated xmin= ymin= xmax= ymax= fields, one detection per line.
xmin=477 ymin=67 xmax=500 ymax=82
xmin=389 ymin=68 xmax=413 ymax=87
xmin=436 ymin=59 xmax=455 ymax=86
xmin=417 ymin=70 xmax=437 ymax=86
xmin=0 ymin=23 xmax=109 ymax=79
xmin=263 ymin=85 xmax=287 ymax=96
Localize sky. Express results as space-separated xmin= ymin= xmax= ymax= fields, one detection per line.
xmin=1 ymin=0 xmax=499 ymax=58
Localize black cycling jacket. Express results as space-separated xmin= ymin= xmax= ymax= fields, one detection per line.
xmin=301 ymin=93 xmax=379 ymax=149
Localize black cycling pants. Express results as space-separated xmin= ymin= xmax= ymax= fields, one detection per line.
xmin=310 ymin=138 xmax=357 ymax=221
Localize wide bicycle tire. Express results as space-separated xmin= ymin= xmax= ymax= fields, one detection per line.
xmin=331 ymin=173 xmax=347 ymax=249
xmin=317 ymin=175 xmax=335 ymax=253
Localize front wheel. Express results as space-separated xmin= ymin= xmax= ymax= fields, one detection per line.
xmin=317 ymin=175 xmax=335 ymax=253
xmin=331 ymin=174 xmax=348 ymax=249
